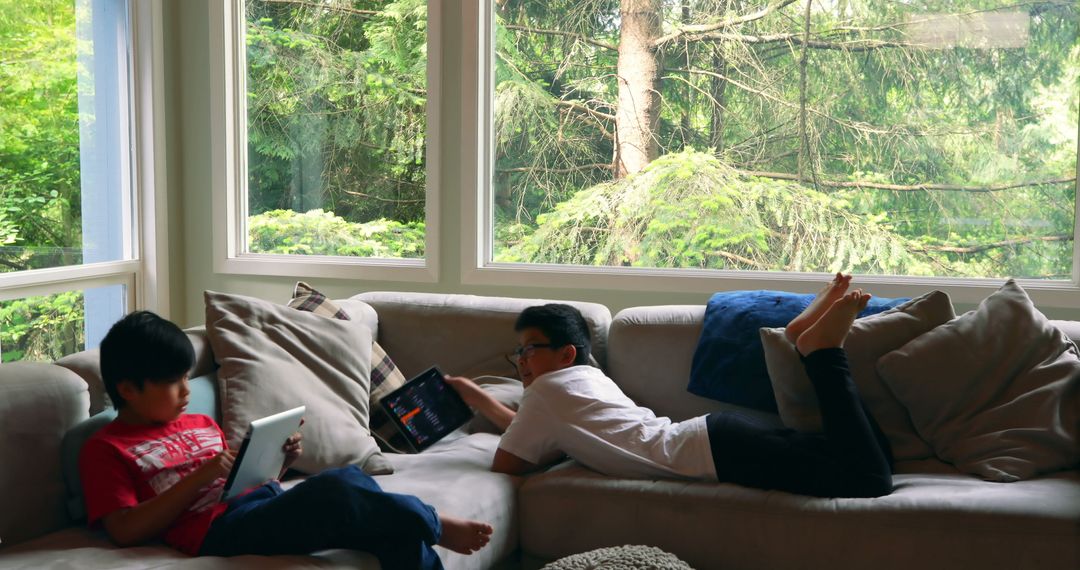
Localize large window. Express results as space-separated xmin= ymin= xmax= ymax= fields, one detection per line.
xmin=0 ymin=0 xmax=158 ymax=361
xmin=216 ymin=0 xmax=434 ymax=279
xmin=488 ymin=1 xmax=1079 ymax=281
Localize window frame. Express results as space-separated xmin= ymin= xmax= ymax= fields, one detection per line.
xmin=461 ymin=0 xmax=1080 ymax=307
xmin=0 ymin=0 xmax=167 ymax=325
xmin=209 ymin=0 xmax=441 ymax=282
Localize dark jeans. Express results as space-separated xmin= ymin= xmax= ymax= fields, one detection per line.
xmin=707 ymin=348 xmax=894 ymax=498
xmin=199 ymin=465 xmax=444 ymax=569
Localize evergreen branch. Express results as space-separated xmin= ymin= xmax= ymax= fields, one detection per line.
xmin=738 ymin=171 xmax=1077 ymax=193
xmin=497 ymin=163 xmax=613 ymax=174
xmin=710 ymin=249 xmax=769 ymax=269
xmin=666 ymin=68 xmax=897 ymax=136
xmin=340 ymin=190 xmax=423 ymax=203
xmin=688 ymin=31 xmax=912 ymax=51
xmin=259 ymin=0 xmax=379 ymax=17
xmin=918 ymin=235 xmax=1073 ymax=254
xmin=503 ymin=24 xmax=618 ymax=51
xmin=555 ymin=100 xmax=616 ymax=122
xmin=654 ymin=0 xmax=800 ymax=48
xmin=555 ymin=100 xmax=616 ymax=140
xmin=0 ymin=257 xmax=30 ymax=271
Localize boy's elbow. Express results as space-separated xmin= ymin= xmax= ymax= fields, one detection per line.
xmin=106 ymin=527 xmax=138 ymax=547
xmin=102 ymin=513 xmax=141 ymax=547
xmin=491 ymin=449 xmax=538 ymax=475
xmin=490 ymin=462 xmax=524 ymax=475
xmin=112 ymin=534 xmax=139 ymax=548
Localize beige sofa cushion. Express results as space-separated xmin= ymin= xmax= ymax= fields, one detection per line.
xmin=0 ymin=528 xmax=380 ymax=569
xmin=519 ymin=462 xmax=1080 ymax=570
xmin=0 ymin=433 xmax=517 ymax=570
xmin=0 ymin=363 xmax=89 ymax=546
xmin=55 ymin=329 xmax=215 ymax=416
xmin=760 ymin=290 xmax=954 ymax=461
xmin=204 ymin=290 xmax=390 ymax=475
xmin=354 ymin=292 xmax=612 ymax=379
xmin=607 ymin=305 xmax=782 ymax=424
xmin=877 ymin=281 xmax=1080 ymax=481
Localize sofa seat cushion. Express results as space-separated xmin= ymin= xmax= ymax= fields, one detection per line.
xmin=518 ymin=462 xmax=1080 ymax=570
xmin=1 ymin=433 xmax=516 ymax=570
xmin=372 ymin=432 xmax=521 ymax=570
xmin=0 ymin=528 xmax=380 ymax=569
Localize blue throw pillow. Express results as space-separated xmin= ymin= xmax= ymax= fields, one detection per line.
xmin=688 ymin=290 xmax=908 ymax=412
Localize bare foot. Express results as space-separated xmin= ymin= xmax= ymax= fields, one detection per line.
xmin=785 ymin=273 xmax=853 ymax=344
xmin=795 ymin=290 xmax=871 ymax=356
xmin=437 ymin=515 xmax=493 ymax=555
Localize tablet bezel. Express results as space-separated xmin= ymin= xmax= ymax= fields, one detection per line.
xmin=379 ymin=366 xmax=473 ymax=452
xmin=221 ymin=405 xmax=305 ymax=501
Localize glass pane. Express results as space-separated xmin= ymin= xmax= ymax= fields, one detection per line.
xmin=1 ymin=284 xmax=126 ymax=362
xmin=492 ymin=1 xmax=1078 ymax=279
xmin=243 ymin=0 xmax=427 ymax=259
xmin=0 ymin=0 xmax=134 ymax=273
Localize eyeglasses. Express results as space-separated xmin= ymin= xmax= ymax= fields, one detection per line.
xmin=510 ymin=343 xmax=558 ymax=360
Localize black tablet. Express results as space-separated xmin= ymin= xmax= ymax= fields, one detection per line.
xmin=379 ymin=366 xmax=474 ymax=452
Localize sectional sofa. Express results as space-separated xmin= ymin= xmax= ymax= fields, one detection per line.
xmin=0 ymin=291 xmax=1077 ymax=569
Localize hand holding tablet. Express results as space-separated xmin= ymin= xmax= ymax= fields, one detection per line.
xmin=221 ymin=405 xmax=306 ymax=501
xmin=379 ymin=366 xmax=474 ymax=452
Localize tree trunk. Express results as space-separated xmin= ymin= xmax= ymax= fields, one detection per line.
xmin=797 ymin=0 xmax=812 ymax=185
xmin=709 ymin=1 xmax=731 ymax=149
xmin=680 ymin=0 xmax=692 ymax=142
xmin=614 ymin=0 xmax=662 ymax=178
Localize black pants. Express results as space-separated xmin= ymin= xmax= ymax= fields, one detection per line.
xmin=707 ymin=348 xmax=894 ymax=498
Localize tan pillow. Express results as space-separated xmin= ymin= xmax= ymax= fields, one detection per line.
xmin=287 ymin=282 xmax=411 ymax=453
xmin=760 ymin=290 xmax=955 ymax=461
xmin=204 ymin=290 xmax=391 ymax=475
xmin=877 ymin=280 xmax=1080 ymax=482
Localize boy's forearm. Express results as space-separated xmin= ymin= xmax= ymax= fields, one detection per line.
xmin=473 ymin=391 xmax=516 ymax=433
xmin=104 ymin=471 xmax=214 ymax=546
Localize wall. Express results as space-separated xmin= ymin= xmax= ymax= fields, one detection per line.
xmin=163 ymin=1 xmax=1080 ymax=329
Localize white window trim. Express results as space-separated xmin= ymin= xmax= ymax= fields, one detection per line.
xmin=461 ymin=0 xmax=1080 ymax=308
xmin=0 ymin=0 xmax=165 ymax=319
xmin=133 ymin=0 xmax=170 ymax=316
xmin=209 ymin=0 xmax=440 ymax=282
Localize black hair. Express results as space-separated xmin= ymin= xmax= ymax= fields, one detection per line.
xmin=514 ymin=304 xmax=592 ymax=366
xmin=99 ymin=311 xmax=195 ymax=409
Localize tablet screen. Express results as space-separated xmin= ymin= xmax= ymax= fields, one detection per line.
xmin=380 ymin=366 xmax=473 ymax=451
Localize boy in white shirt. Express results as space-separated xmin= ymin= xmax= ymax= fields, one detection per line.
xmin=446 ymin=275 xmax=894 ymax=497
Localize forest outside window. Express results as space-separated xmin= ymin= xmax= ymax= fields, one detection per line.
xmin=489 ymin=1 xmax=1079 ymax=280
xmin=0 ymin=0 xmax=137 ymax=361
xmin=239 ymin=0 xmax=430 ymax=261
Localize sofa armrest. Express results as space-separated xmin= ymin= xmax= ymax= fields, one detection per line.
xmin=0 ymin=363 xmax=89 ymax=546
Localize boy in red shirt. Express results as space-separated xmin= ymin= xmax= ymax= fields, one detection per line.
xmin=80 ymin=311 xmax=492 ymax=568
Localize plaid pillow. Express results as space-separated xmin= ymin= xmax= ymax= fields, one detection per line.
xmin=289 ymin=282 xmax=412 ymax=453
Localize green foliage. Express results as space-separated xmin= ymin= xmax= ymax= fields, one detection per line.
xmin=0 ymin=0 xmax=82 ymax=272
xmin=0 ymin=291 xmax=84 ymax=362
xmin=494 ymin=0 xmax=1079 ymax=279
xmin=501 ymin=150 xmax=928 ymax=275
xmin=248 ymin=209 xmax=424 ymax=258
xmin=244 ymin=0 xmax=429 ymax=225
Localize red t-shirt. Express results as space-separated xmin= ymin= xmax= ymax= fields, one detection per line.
xmin=79 ymin=414 xmax=230 ymax=555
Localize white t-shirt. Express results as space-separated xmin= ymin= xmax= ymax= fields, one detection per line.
xmin=499 ymin=365 xmax=718 ymax=481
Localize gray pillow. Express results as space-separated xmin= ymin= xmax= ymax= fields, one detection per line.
xmin=760 ymin=290 xmax=955 ymax=461
xmin=204 ymin=290 xmax=391 ymax=475
xmin=876 ymin=280 xmax=1080 ymax=481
